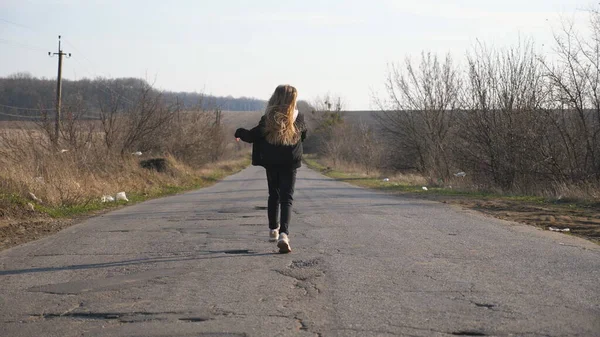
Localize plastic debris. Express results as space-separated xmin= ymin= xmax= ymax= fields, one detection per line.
xmin=132 ymin=151 xmax=143 ymax=156
xmin=34 ymin=176 xmax=45 ymax=184
xmin=28 ymin=192 xmax=42 ymax=203
xmin=59 ymin=149 xmax=69 ymax=153
xmin=115 ymin=192 xmax=129 ymax=202
xmin=454 ymin=171 xmax=466 ymax=177
xmin=383 ymin=178 xmax=390 ymax=182
xmin=26 ymin=202 xmax=35 ymax=211
xmin=422 ymin=186 xmax=428 ymax=191
xmin=549 ymin=227 xmax=570 ymax=232
xmin=101 ymin=195 xmax=115 ymax=202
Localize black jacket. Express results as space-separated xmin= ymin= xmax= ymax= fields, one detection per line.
xmin=235 ymin=113 xmax=307 ymax=169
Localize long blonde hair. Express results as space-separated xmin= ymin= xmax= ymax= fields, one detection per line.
xmin=264 ymin=85 xmax=300 ymax=146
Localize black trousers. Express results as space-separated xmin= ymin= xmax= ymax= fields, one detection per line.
xmin=266 ymin=167 xmax=297 ymax=235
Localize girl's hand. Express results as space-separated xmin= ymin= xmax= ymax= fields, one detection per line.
xmin=236 ymin=138 xmax=240 ymax=142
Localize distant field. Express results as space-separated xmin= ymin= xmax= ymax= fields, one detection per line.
xmin=0 ymin=110 xmax=381 ymax=134
xmin=224 ymin=110 xmax=385 ymax=129
xmin=341 ymin=110 xmax=382 ymax=127
xmin=221 ymin=111 xmax=262 ymax=129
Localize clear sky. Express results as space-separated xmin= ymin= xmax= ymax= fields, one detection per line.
xmin=0 ymin=0 xmax=592 ymax=110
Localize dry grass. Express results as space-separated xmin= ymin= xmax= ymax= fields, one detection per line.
xmin=315 ymin=156 xmax=427 ymax=186
xmin=0 ymin=120 xmax=248 ymax=208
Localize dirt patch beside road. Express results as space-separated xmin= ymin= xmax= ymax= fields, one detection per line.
xmin=419 ymin=194 xmax=600 ymax=244
xmin=0 ymin=218 xmax=72 ymax=251
xmin=0 ymin=198 xmax=75 ymax=251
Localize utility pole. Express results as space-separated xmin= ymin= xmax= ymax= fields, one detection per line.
xmin=48 ymin=35 xmax=71 ymax=144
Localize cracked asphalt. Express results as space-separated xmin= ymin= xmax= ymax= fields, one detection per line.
xmin=1 ymin=166 xmax=599 ymax=337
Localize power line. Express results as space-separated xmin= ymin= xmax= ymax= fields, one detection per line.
xmin=0 ymin=17 xmax=37 ymax=31
xmin=0 ymin=110 xmax=100 ymax=120
xmin=63 ymin=38 xmax=138 ymax=106
xmin=0 ymin=103 xmax=55 ymax=111
xmin=0 ymin=111 xmax=44 ymax=119
xmin=1 ymin=17 xmax=140 ymax=108
xmin=0 ymin=17 xmax=50 ymax=54
xmin=0 ymin=38 xmax=47 ymax=52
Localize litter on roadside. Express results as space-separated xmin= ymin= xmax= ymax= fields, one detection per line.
xmin=549 ymin=227 xmax=570 ymax=232
xmin=383 ymin=178 xmax=390 ymax=182
xmin=454 ymin=171 xmax=466 ymax=177
xmin=422 ymin=186 xmax=428 ymax=191
xmin=116 ymin=192 xmax=129 ymax=202
xmin=101 ymin=195 xmax=115 ymax=202
xmin=28 ymin=192 xmax=42 ymax=203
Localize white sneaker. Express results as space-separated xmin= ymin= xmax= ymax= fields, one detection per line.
xmin=277 ymin=233 xmax=291 ymax=254
xmin=269 ymin=228 xmax=279 ymax=242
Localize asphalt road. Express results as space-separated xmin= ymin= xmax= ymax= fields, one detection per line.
xmin=1 ymin=166 xmax=599 ymax=337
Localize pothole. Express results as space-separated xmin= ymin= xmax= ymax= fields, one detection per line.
xmin=290 ymin=258 xmax=322 ymax=269
xmin=223 ymin=249 xmax=251 ymax=254
xmin=451 ymin=331 xmax=487 ymax=336
xmin=178 ymin=317 xmax=210 ymax=322
xmin=473 ymin=302 xmax=496 ymax=309
xmin=35 ymin=312 xmax=123 ymax=320
xmin=218 ymin=209 xmax=246 ymax=214
xmin=31 ymin=311 xmax=181 ymax=322
xmin=195 ymin=332 xmax=248 ymax=337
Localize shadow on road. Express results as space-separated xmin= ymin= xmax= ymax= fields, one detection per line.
xmin=0 ymin=250 xmax=275 ymax=276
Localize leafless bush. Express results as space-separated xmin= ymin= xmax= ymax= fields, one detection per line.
xmin=456 ymin=40 xmax=548 ymax=192
xmin=321 ymin=122 xmax=349 ymax=167
xmin=349 ymin=122 xmax=382 ymax=175
xmin=301 ymin=94 xmax=344 ymax=155
xmin=163 ymin=108 xmax=228 ymax=167
xmin=99 ymin=81 xmax=178 ymax=156
xmin=319 ymin=120 xmax=383 ymax=174
xmin=539 ymin=14 xmax=600 ymax=183
xmin=376 ymin=52 xmax=461 ymax=182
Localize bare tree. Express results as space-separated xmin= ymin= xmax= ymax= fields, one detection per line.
xmin=458 ymin=40 xmax=547 ymax=191
xmin=98 ymin=81 xmax=128 ymax=151
xmin=304 ymin=94 xmax=345 ymax=155
xmin=97 ymin=80 xmax=178 ymax=156
xmin=60 ymin=94 xmax=96 ymax=152
xmin=353 ymin=122 xmax=382 ymax=175
xmin=322 ymin=122 xmax=348 ymax=167
xmin=376 ymin=52 xmax=461 ymax=182
xmin=539 ymin=12 xmax=600 ymax=182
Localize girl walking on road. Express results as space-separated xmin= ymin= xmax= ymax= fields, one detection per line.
xmin=234 ymin=85 xmax=307 ymax=254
